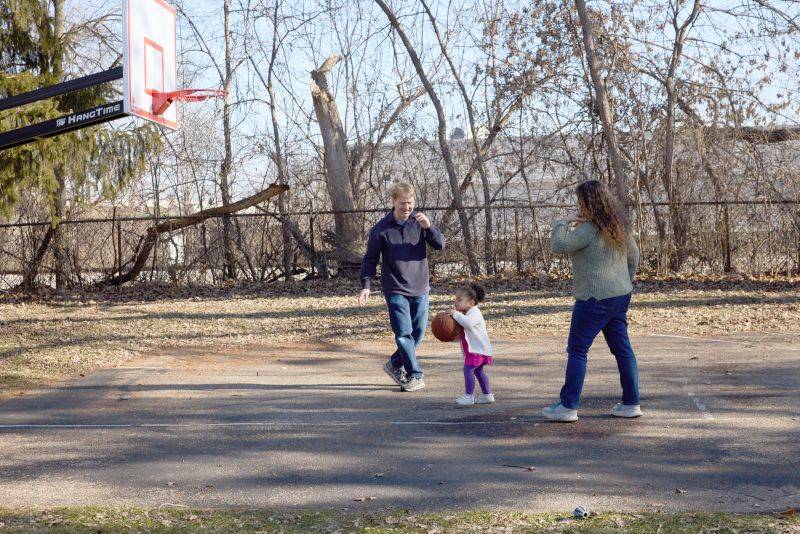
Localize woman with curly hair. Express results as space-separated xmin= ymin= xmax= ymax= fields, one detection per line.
xmin=542 ymin=180 xmax=641 ymax=422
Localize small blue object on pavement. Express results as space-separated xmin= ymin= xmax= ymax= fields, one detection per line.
xmin=574 ymin=506 xmax=590 ymax=519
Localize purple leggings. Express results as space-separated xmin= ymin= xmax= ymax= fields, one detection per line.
xmin=464 ymin=364 xmax=491 ymax=395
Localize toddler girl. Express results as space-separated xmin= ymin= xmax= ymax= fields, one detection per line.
xmin=448 ymin=284 xmax=494 ymax=405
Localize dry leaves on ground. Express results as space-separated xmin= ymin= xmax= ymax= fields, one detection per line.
xmin=0 ymin=274 xmax=797 ymax=394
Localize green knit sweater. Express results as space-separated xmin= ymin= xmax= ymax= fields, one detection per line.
xmin=550 ymin=220 xmax=639 ymax=301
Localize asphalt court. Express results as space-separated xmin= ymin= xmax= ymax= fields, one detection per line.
xmin=0 ymin=333 xmax=798 ymax=512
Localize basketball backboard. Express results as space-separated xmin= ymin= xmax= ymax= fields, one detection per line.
xmin=122 ymin=0 xmax=178 ymax=129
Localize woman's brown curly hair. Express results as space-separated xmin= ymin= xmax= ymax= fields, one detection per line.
xmin=576 ymin=180 xmax=630 ymax=252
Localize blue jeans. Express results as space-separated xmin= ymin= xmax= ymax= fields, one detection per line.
xmin=559 ymin=293 xmax=639 ymax=409
xmin=385 ymin=293 xmax=429 ymax=379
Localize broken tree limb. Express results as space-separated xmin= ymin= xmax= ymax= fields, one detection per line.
xmin=99 ymin=183 xmax=289 ymax=286
xmin=710 ymin=126 xmax=800 ymax=144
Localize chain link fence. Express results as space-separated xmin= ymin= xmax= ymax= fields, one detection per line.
xmin=1 ymin=199 xmax=798 ymax=289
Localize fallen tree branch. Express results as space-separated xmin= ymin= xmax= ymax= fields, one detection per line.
xmin=712 ymin=126 xmax=800 ymax=144
xmin=98 ymin=183 xmax=289 ymax=286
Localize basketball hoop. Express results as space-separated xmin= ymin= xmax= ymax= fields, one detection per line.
xmin=150 ymin=89 xmax=228 ymax=116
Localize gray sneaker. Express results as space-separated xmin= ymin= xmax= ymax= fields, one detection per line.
xmin=455 ymin=393 xmax=475 ymax=405
xmin=475 ymin=393 xmax=495 ymax=404
xmin=542 ymin=402 xmax=578 ymax=422
xmin=383 ymin=361 xmax=406 ymax=385
xmin=610 ymin=403 xmax=643 ymax=418
xmin=400 ymin=377 xmax=425 ymax=392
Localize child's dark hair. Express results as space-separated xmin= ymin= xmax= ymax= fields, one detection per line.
xmin=458 ymin=283 xmax=486 ymax=304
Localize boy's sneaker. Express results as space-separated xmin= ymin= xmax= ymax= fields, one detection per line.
xmin=400 ymin=377 xmax=425 ymax=392
xmin=542 ymin=402 xmax=578 ymax=422
xmin=475 ymin=393 xmax=495 ymax=404
xmin=383 ymin=361 xmax=406 ymax=386
xmin=455 ymin=394 xmax=475 ymax=405
xmin=610 ymin=403 xmax=643 ymax=418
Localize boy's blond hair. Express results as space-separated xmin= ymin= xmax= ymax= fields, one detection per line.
xmin=390 ymin=182 xmax=415 ymax=200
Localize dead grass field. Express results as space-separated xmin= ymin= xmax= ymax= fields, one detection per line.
xmin=1 ymin=275 xmax=798 ymax=396
xmin=0 ymin=507 xmax=797 ymax=533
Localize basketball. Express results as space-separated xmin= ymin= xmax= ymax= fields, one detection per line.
xmin=431 ymin=312 xmax=463 ymax=342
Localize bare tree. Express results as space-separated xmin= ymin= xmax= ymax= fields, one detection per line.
xmin=219 ymin=0 xmax=237 ymax=279
xmin=659 ymin=0 xmax=702 ymax=270
xmin=374 ymin=0 xmax=481 ymax=276
xmin=420 ymin=0 xmax=496 ymax=273
xmin=574 ymin=0 xmax=628 ymax=201
xmin=255 ymin=0 xmax=294 ymax=280
xmin=51 ymin=0 xmax=68 ymax=288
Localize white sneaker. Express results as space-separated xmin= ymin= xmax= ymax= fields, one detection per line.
xmin=610 ymin=403 xmax=643 ymax=418
xmin=542 ymin=402 xmax=578 ymax=422
xmin=455 ymin=394 xmax=475 ymax=405
xmin=475 ymin=393 xmax=495 ymax=404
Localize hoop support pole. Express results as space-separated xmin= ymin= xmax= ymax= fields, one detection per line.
xmin=0 ymin=67 xmax=123 ymax=113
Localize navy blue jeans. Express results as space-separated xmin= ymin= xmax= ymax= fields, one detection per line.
xmin=559 ymin=293 xmax=639 ymax=409
xmin=385 ymin=293 xmax=429 ymax=379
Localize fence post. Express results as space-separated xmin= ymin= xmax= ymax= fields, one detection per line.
xmin=111 ymin=207 xmax=117 ymax=277
xmin=117 ymin=219 xmax=123 ymax=278
xmin=796 ymin=192 xmax=800 ymax=275
xmin=514 ymin=209 xmax=522 ymax=273
xmin=310 ymin=201 xmax=316 ymax=279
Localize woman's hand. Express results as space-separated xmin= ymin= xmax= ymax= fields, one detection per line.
xmin=565 ymin=210 xmax=585 ymax=223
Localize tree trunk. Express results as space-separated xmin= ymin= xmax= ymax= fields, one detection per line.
xmin=220 ymin=0 xmax=236 ymax=280
xmin=52 ymin=0 xmax=67 ymax=289
xmin=574 ymin=0 xmax=627 ymax=202
xmin=310 ymin=54 xmax=362 ymax=271
xmin=796 ymin=193 xmax=800 ymax=275
xmin=668 ymin=169 xmax=689 ymax=271
xmin=52 ymin=0 xmax=64 ymax=44
xmin=52 ymin=172 xmax=67 ymax=288
xmin=268 ymin=3 xmax=294 ymax=281
xmin=374 ymin=0 xmax=480 ymax=276
xmin=661 ymin=0 xmax=701 ymax=272
xmin=20 ymin=224 xmax=55 ymax=288
xmin=274 ymin=145 xmax=293 ymax=283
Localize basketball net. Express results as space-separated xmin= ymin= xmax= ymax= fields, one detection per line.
xmin=150 ymin=89 xmax=228 ymax=115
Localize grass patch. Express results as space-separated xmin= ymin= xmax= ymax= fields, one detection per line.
xmin=0 ymin=373 xmax=40 ymax=391
xmin=0 ymin=508 xmax=797 ymax=533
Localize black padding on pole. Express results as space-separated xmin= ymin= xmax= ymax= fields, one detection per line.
xmin=0 ymin=100 xmax=128 ymax=151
